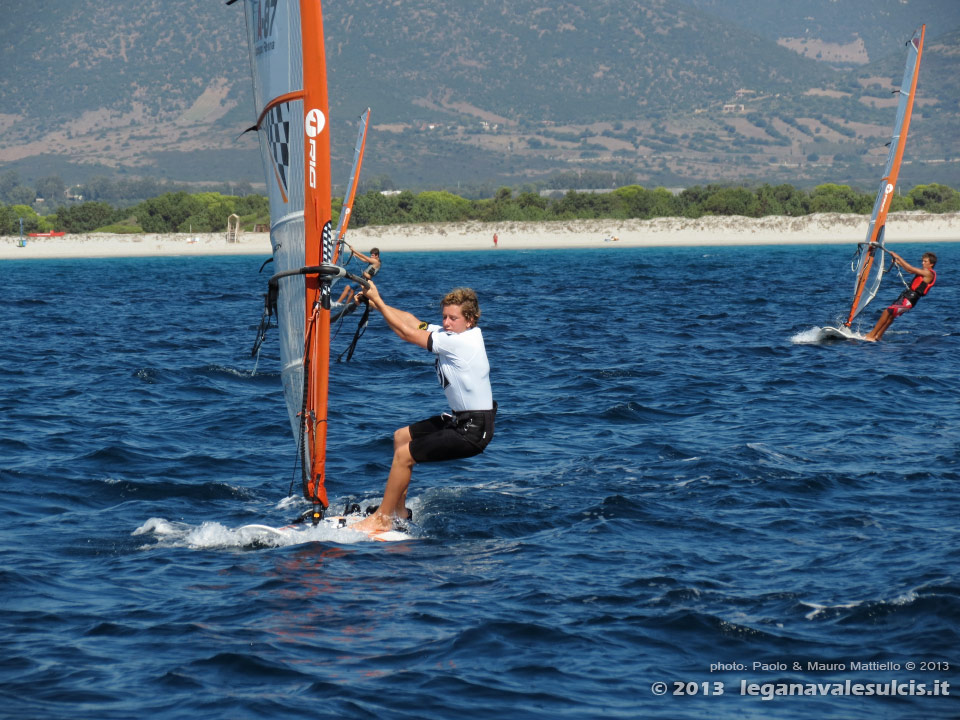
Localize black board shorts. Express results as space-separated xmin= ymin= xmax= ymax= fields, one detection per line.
xmin=408 ymin=406 xmax=496 ymax=464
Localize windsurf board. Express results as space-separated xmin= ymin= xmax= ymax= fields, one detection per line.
xmin=820 ymin=326 xmax=864 ymax=341
xmin=237 ymin=514 xmax=413 ymax=544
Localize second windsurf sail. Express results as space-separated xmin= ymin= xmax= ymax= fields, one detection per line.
xmin=845 ymin=25 xmax=925 ymax=326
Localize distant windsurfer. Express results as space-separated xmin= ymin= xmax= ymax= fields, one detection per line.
xmin=337 ymin=244 xmax=380 ymax=304
xmin=863 ymin=251 xmax=936 ymax=341
xmin=352 ymin=282 xmax=495 ymax=533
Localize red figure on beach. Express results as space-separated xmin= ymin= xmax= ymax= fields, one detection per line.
xmin=493 ymin=232 xmax=498 ymax=248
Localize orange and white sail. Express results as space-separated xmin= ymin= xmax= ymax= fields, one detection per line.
xmin=334 ymin=108 xmax=371 ymax=264
xmin=846 ymin=25 xmax=925 ymax=326
xmin=236 ymin=0 xmax=334 ymax=514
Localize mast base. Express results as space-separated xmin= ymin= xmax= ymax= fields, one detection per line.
xmin=291 ymin=504 xmax=326 ymax=526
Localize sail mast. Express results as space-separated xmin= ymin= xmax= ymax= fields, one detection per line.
xmin=301 ymin=0 xmax=333 ymax=512
xmin=846 ymin=25 xmax=925 ymax=326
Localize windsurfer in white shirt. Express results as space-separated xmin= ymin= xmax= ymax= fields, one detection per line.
xmin=353 ymin=282 xmax=495 ymax=533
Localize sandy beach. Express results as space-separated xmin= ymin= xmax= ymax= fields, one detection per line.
xmin=3 ymin=212 xmax=958 ymax=260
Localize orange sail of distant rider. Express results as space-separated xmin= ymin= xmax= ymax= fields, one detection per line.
xmin=846 ymin=25 xmax=925 ymax=327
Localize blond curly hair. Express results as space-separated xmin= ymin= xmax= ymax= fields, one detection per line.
xmin=441 ymin=287 xmax=481 ymax=326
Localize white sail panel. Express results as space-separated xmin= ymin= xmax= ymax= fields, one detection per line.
xmin=240 ymin=0 xmax=309 ymax=452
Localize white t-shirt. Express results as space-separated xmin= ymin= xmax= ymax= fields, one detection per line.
xmin=426 ymin=325 xmax=492 ymax=412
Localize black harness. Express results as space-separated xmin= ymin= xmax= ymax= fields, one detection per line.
xmin=898 ymin=271 xmax=935 ymax=306
xmin=444 ymin=402 xmax=498 ymax=451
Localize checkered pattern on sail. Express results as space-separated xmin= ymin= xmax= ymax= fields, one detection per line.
xmin=320 ymin=221 xmax=334 ymax=308
xmin=263 ymin=104 xmax=290 ymax=199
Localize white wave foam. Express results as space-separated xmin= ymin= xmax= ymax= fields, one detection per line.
xmin=132 ymin=516 xmax=381 ymax=549
xmin=790 ymin=326 xmax=826 ymax=344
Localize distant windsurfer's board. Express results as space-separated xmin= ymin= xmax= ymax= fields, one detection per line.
xmin=820 ymin=325 xmax=864 ymax=341
xmin=330 ymin=301 xmax=359 ymax=323
xmin=237 ymin=514 xmax=413 ymax=543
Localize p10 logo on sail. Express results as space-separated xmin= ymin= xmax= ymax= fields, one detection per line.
xmin=305 ymin=108 xmax=326 ymax=190
xmin=881 ymin=182 xmax=894 ymax=211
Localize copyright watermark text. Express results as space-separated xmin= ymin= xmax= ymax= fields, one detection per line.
xmin=650 ymin=678 xmax=950 ymax=701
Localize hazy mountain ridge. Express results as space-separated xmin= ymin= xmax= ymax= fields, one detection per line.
xmin=325 ymin=0 xmax=835 ymax=123
xmin=680 ymin=0 xmax=960 ymax=61
xmin=1 ymin=2 xmax=245 ymax=124
xmin=1 ymin=0 xmax=957 ymax=192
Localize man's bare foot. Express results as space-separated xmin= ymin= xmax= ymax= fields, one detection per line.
xmin=862 ymin=336 xmax=878 ymax=342
xmin=352 ymin=511 xmax=395 ymax=533
xmin=364 ymin=505 xmax=412 ymax=520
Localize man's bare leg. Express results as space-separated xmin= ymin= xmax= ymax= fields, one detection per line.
xmin=388 ymin=427 xmax=413 ymax=516
xmin=353 ymin=427 xmax=415 ymax=532
xmin=337 ymin=286 xmax=355 ymax=304
xmin=864 ymin=309 xmax=894 ymax=342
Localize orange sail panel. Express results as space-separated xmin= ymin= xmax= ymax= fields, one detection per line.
xmin=846 ymin=25 xmax=925 ymax=327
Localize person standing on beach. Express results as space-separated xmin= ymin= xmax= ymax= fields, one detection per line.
xmin=493 ymin=232 xmax=498 ymax=248
xmin=863 ymin=250 xmax=936 ymax=341
xmin=337 ymin=244 xmax=380 ymax=304
xmin=352 ymin=281 xmax=495 ymax=533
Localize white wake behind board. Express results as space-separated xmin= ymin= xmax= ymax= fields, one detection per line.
xmin=237 ymin=514 xmax=414 ymax=544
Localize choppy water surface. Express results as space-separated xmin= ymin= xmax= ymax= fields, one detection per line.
xmin=1 ymin=243 xmax=958 ymax=719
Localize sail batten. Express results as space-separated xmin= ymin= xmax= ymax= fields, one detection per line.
xmin=845 ymin=24 xmax=924 ymax=326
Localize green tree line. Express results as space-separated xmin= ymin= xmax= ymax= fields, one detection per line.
xmin=2 ymin=182 xmax=959 ymax=236
xmin=0 ymin=170 xmax=257 ymax=208
xmin=0 ymin=192 xmax=269 ymax=235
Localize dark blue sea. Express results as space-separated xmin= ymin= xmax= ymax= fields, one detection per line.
xmin=2 ymin=243 xmax=958 ymax=719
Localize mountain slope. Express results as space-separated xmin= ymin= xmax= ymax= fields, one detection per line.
xmin=0 ymin=0 xmax=957 ymax=192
